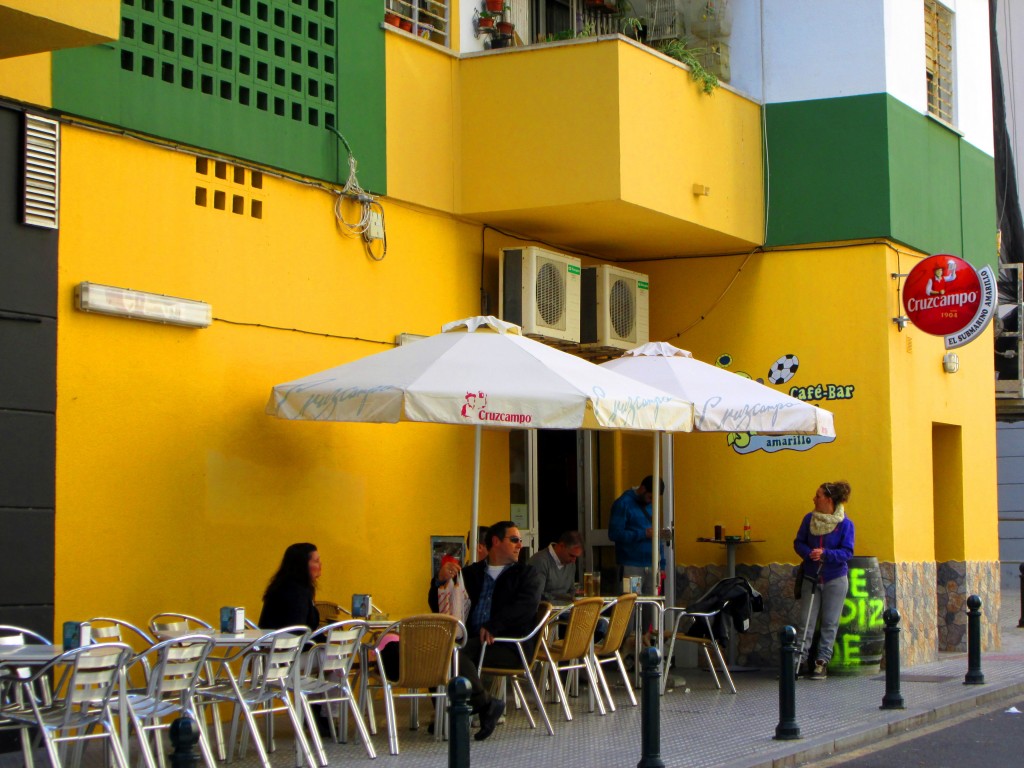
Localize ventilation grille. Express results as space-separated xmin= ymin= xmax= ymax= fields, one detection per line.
xmin=609 ymin=277 xmax=636 ymax=339
xmin=536 ymin=258 xmax=567 ymax=329
xmin=23 ymin=114 xmax=60 ymax=229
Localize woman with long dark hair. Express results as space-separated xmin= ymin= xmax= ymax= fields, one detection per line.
xmin=258 ymin=542 xmax=321 ymax=631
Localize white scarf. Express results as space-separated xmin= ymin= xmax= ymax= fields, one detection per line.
xmin=810 ymin=503 xmax=845 ymax=536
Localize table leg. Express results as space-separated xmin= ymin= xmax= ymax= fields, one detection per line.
xmin=726 ymin=543 xmax=738 ymax=667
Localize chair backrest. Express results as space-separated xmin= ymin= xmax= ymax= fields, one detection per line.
xmin=254 ymin=628 xmax=308 ymax=691
xmin=313 ymin=600 xmax=351 ymax=627
xmin=58 ymin=644 xmax=133 ymax=711
xmin=0 ymin=624 xmax=51 ymax=650
xmin=143 ymin=634 xmax=216 ymax=701
xmin=311 ymin=620 xmax=366 ymax=678
xmin=149 ymin=612 xmax=213 ymax=636
xmin=86 ymin=618 xmax=155 ymax=688
xmin=554 ymin=597 xmax=605 ymax=662
xmin=594 ymin=592 xmax=637 ymax=656
xmin=392 ymin=614 xmax=459 ymax=690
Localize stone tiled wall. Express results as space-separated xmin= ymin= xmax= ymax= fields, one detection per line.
xmin=673 ymin=559 xmax=1001 ymax=669
xmin=936 ymin=560 xmax=1001 ymax=652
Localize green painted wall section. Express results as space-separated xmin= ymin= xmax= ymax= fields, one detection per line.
xmin=765 ymin=94 xmax=891 ymax=246
xmin=51 ymin=0 xmax=385 ymax=192
xmin=766 ymin=94 xmax=996 ymax=270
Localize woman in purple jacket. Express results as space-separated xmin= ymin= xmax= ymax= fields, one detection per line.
xmin=793 ymin=481 xmax=854 ymax=681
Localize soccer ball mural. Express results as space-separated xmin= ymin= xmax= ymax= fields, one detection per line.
xmin=767 ymin=354 xmax=800 ymax=385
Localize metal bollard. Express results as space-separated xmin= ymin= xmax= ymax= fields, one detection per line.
xmin=447 ymin=676 xmax=472 ymax=768
xmin=964 ymin=594 xmax=985 ymax=685
xmin=774 ymin=626 xmax=800 ymax=740
xmin=169 ymin=716 xmax=200 ymax=768
xmin=637 ymin=646 xmax=665 ymax=768
xmin=1018 ymin=565 xmax=1024 ymax=629
xmin=880 ymin=608 xmax=905 ymax=710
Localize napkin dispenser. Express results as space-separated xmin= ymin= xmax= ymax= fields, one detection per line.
xmin=63 ymin=621 xmax=91 ymax=649
xmin=352 ymin=594 xmax=371 ymax=618
xmin=220 ymin=606 xmax=245 ymax=633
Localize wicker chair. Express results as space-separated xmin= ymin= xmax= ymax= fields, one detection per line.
xmin=592 ymin=593 xmax=638 ymax=710
xmin=479 ymin=602 xmax=557 ymax=735
xmin=372 ymin=614 xmax=462 ymax=755
xmin=537 ymin=596 xmax=606 ymax=721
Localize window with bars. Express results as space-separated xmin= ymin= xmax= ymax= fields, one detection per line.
xmin=924 ymin=0 xmax=954 ymax=124
xmin=383 ymin=0 xmax=449 ymax=47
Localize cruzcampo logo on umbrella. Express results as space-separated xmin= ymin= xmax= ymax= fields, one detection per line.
xmin=460 ymin=390 xmax=533 ymax=425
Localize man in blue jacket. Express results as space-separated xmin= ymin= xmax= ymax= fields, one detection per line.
xmin=609 ymin=475 xmax=665 ymax=634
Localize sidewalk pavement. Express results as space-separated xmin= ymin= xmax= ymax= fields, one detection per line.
xmin=4 ymin=590 xmax=1022 ymax=768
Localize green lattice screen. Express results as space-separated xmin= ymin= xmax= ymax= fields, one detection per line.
xmin=53 ymin=0 xmax=386 ymax=191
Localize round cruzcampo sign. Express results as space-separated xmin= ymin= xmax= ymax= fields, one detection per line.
xmin=902 ymin=254 xmax=996 ymax=348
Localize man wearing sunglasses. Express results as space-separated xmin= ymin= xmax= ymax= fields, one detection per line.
xmin=429 ymin=520 xmax=542 ymax=741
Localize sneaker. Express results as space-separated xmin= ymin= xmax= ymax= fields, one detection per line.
xmin=808 ymin=660 xmax=827 ymax=680
xmin=474 ymin=697 xmax=505 ymax=742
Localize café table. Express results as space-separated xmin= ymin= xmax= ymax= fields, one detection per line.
xmin=695 ymin=538 xmax=766 ymax=667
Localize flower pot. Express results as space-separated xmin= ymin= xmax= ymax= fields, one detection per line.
xmin=497 ymin=21 xmax=514 ymax=35
xmin=485 ymin=0 xmax=504 ymax=12
xmin=478 ymin=16 xmax=495 ymax=29
xmin=399 ymin=18 xmax=413 ymax=32
xmin=384 ymin=12 xmax=400 ymax=26
xmin=490 ymin=35 xmax=511 ymax=49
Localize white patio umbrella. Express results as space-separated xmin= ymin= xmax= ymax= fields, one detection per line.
xmin=267 ymin=317 xmax=694 ymax=558
xmin=601 ymin=342 xmax=836 ymax=584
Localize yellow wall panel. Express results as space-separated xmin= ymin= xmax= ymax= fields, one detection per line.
xmin=0 ymin=52 xmax=50 ymax=106
xmin=0 ymin=0 xmax=119 ymax=58
xmin=386 ymin=35 xmax=459 ymax=212
xmin=54 ymin=126 xmax=512 ymax=631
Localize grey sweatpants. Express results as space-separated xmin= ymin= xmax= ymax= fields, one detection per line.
xmin=797 ymin=573 xmax=848 ymax=664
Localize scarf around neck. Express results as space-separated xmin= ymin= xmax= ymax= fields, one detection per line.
xmin=810 ymin=503 xmax=845 ymax=536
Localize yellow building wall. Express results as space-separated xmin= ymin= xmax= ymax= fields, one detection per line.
xmin=0 ymin=52 xmax=51 ymax=106
xmin=0 ymin=0 xmax=119 ymax=59
xmin=53 ymin=126 xmax=514 ymax=632
xmin=385 ymin=34 xmax=460 ymax=212
xmin=634 ymin=242 xmax=997 ymax=571
xmin=456 ymin=39 xmax=762 ymax=241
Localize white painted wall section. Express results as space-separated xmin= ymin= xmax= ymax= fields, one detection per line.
xmin=761 ymin=0 xmax=886 ymax=105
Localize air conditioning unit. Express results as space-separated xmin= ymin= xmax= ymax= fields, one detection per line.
xmin=499 ymin=246 xmax=582 ymax=343
xmin=581 ymin=264 xmax=650 ymax=350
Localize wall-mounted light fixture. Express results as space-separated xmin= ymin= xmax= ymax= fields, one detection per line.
xmin=942 ymin=352 xmax=960 ymax=374
xmin=893 ymin=315 xmax=909 ymax=331
xmin=692 ymin=184 xmax=711 ymax=196
xmin=75 ymin=282 xmax=211 ymax=328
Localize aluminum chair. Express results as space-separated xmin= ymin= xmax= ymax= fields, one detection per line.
xmin=592 ymin=592 xmax=639 ymax=710
xmin=371 ymin=614 xmax=462 ymax=756
xmin=86 ymin=618 xmax=156 ymax=691
xmin=147 ymin=613 xmax=213 ymax=635
xmin=478 ymin=602 xmax=557 ymax=735
xmin=293 ymin=620 xmax=375 ymax=761
xmin=201 ymin=626 xmax=317 ymax=768
xmin=112 ymin=634 xmax=217 ymax=768
xmin=536 ymin=596 xmax=607 ymax=720
xmin=0 ymin=625 xmax=54 ymax=757
xmin=662 ymin=584 xmax=738 ymax=695
xmin=312 ymin=601 xmax=352 ymax=628
xmin=5 ymin=643 xmax=133 ymax=768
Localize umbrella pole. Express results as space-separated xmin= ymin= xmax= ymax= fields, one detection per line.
xmin=651 ymin=432 xmax=660 ymax=597
xmin=470 ymin=424 xmax=482 ymax=560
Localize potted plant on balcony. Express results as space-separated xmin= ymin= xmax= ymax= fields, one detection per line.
xmin=477 ymin=9 xmax=496 ymax=30
xmin=384 ymin=10 xmax=401 ymax=26
xmin=485 ymin=0 xmax=505 ymax=12
xmin=497 ymin=18 xmax=514 ymax=36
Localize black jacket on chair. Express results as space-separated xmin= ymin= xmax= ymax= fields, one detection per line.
xmin=684 ymin=576 xmax=764 ymax=644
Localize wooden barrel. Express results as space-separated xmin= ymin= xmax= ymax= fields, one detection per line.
xmin=831 ymin=556 xmax=886 ymax=674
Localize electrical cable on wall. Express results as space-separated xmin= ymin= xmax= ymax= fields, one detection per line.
xmin=328 ymin=126 xmax=387 ymax=261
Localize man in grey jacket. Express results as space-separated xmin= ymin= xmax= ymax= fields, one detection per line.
xmin=527 ymin=530 xmax=584 ymax=602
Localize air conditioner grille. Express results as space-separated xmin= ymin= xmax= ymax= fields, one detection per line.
xmin=536 ymin=260 xmax=566 ymax=327
xmin=23 ymin=114 xmax=60 ymax=229
xmin=610 ymin=278 xmax=636 ymax=339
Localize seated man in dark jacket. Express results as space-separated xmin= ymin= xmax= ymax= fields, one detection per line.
xmin=429 ymin=520 xmax=542 ymax=741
